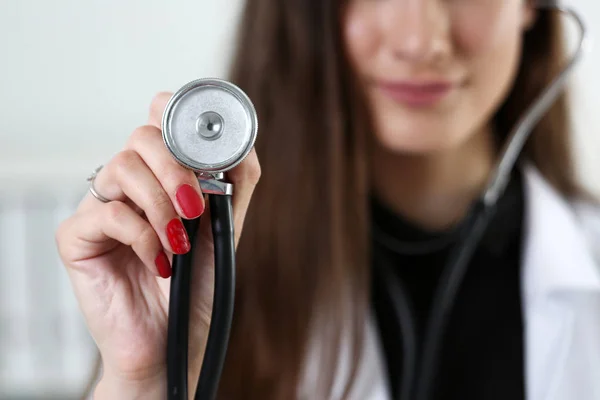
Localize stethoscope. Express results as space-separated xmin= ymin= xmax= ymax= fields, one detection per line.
xmin=159 ymin=2 xmax=588 ymax=400
xmin=161 ymin=79 xmax=257 ymax=400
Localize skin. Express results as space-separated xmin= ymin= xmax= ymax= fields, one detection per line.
xmin=55 ymin=0 xmax=535 ymax=398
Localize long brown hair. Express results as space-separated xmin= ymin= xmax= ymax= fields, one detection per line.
xmin=219 ymin=2 xmax=580 ymax=399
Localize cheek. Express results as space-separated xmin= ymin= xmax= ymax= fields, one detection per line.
xmin=456 ymin=6 xmax=522 ymax=56
xmin=343 ymin=5 xmax=379 ymax=74
xmin=456 ymin=5 xmax=524 ymax=120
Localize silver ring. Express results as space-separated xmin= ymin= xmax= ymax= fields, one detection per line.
xmin=87 ymin=165 xmax=112 ymax=203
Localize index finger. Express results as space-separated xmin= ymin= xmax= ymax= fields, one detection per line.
xmin=148 ymin=92 xmax=173 ymax=129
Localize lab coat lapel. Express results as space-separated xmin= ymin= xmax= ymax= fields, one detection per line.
xmin=521 ymin=165 xmax=600 ymax=400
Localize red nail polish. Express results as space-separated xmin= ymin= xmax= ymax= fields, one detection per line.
xmin=167 ymin=218 xmax=191 ymax=254
xmin=155 ymin=251 xmax=171 ymax=279
xmin=176 ymin=184 xmax=204 ymax=219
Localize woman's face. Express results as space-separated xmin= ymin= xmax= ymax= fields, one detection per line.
xmin=343 ymin=0 xmax=535 ymax=153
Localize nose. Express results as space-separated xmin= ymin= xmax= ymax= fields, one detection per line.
xmin=385 ymin=0 xmax=449 ymax=64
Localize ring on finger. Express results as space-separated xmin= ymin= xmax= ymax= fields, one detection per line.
xmin=87 ymin=165 xmax=112 ymax=203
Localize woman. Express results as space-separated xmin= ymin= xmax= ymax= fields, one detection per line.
xmin=55 ymin=0 xmax=600 ymax=399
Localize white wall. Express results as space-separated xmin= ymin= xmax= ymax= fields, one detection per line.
xmin=0 ymin=0 xmax=245 ymax=188
xmin=566 ymin=0 xmax=600 ymax=193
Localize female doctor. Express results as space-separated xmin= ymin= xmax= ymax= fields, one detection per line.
xmin=55 ymin=0 xmax=600 ymax=399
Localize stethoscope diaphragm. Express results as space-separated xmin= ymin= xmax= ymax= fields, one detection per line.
xmin=162 ymin=78 xmax=258 ymax=174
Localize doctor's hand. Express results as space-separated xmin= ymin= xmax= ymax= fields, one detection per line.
xmin=55 ymin=92 xmax=261 ymax=399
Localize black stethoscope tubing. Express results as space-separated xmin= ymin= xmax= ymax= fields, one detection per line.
xmin=167 ymin=194 xmax=235 ymax=400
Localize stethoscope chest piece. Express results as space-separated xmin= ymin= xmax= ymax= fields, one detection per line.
xmin=162 ymin=78 xmax=258 ymax=174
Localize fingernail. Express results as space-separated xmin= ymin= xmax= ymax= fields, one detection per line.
xmin=176 ymin=184 xmax=204 ymax=219
xmin=167 ymin=218 xmax=191 ymax=254
xmin=155 ymin=251 xmax=171 ymax=279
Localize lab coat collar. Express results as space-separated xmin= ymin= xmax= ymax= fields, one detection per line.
xmin=522 ymin=164 xmax=600 ymax=299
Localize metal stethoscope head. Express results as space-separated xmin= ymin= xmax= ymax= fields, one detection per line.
xmin=162 ymin=78 xmax=259 ymax=195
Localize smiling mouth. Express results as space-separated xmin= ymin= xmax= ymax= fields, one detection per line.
xmin=376 ymin=80 xmax=456 ymax=107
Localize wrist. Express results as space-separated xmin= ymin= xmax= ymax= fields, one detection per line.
xmin=94 ymin=369 xmax=166 ymax=400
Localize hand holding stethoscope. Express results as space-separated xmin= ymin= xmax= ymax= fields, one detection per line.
xmin=55 ymin=89 xmax=260 ymax=398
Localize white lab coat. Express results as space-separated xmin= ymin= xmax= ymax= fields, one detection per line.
xmin=300 ymin=164 xmax=600 ymax=400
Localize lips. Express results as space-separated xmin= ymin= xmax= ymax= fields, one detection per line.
xmin=377 ymin=80 xmax=455 ymax=107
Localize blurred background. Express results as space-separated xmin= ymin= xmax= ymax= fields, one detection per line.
xmin=0 ymin=0 xmax=599 ymax=399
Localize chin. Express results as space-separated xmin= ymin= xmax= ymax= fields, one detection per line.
xmin=372 ymin=116 xmax=469 ymax=155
